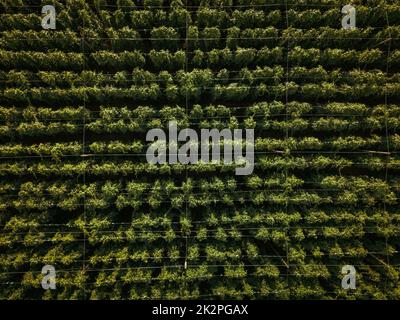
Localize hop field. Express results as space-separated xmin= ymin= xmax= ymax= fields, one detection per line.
xmin=0 ymin=0 xmax=400 ymax=300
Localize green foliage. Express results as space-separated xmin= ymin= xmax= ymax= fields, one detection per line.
xmin=0 ymin=1 xmax=399 ymax=301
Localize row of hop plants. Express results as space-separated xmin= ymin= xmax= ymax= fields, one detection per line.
xmin=1 ymin=154 xmax=399 ymax=177
xmin=3 ymin=82 xmax=400 ymax=106
xmin=2 ymin=25 xmax=400 ymax=51
xmin=1 ymin=231 xmax=398 ymax=261
xmin=1 ymin=102 xmax=398 ymax=121
xmin=2 ymin=108 xmax=400 ymax=136
xmin=0 ymin=134 xmax=399 ymax=156
xmin=0 ymin=176 xmax=397 ymax=212
xmin=2 ymin=2 xmax=400 ymax=31
xmin=2 ymin=66 xmax=399 ymax=89
xmin=1 ymin=175 xmax=397 ymax=193
xmin=2 ymin=47 xmax=400 ymax=72
xmin=1 ymin=241 xmax=396 ymax=270
xmin=2 ymin=207 xmax=398 ymax=233
xmin=2 ymin=116 xmax=400 ymax=139
xmin=1 ymin=133 xmax=400 ymax=156
xmin=0 ymin=223 xmax=398 ymax=247
xmin=3 ymin=275 xmax=400 ymax=300
xmin=0 ymin=47 xmax=400 ymax=78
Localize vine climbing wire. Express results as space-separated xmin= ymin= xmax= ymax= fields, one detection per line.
xmin=81 ymin=12 xmax=87 ymax=300
xmin=383 ymin=0 xmax=393 ymax=292
xmin=183 ymin=0 xmax=189 ymax=298
xmin=284 ymin=0 xmax=291 ymax=289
